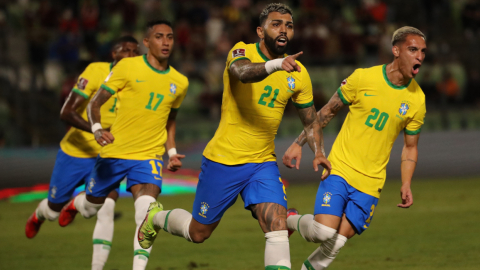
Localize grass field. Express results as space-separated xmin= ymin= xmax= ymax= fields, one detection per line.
xmin=1 ymin=177 xmax=480 ymax=270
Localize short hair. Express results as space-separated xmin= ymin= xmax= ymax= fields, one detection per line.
xmin=259 ymin=3 xmax=293 ymax=26
xmin=392 ymin=26 xmax=426 ymax=46
xmin=146 ymin=19 xmax=173 ymax=33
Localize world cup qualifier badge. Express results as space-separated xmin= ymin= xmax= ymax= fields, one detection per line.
xmin=77 ymin=77 xmax=89 ymax=90
xmin=232 ymin=48 xmax=246 ymax=58
xmin=199 ymin=202 xmax=209 ymax=218
xmin=322 ymin=192 xmax=332 ymax=207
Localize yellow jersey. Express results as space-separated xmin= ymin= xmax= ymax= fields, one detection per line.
xmin=203 ymin=42 xmax=314 ymax=165
xmin=99 ymin=55 xmax=188 ymax=160
xmin=330 ymin=64 xmax=426 ymax=198
xmin=60 ymin=62 xmax=117 ymax=158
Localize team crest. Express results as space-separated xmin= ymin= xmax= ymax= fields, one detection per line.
xmin=322 ymin=192 xmax=332 ymax=207
xmin=399 ymin=103 xmax=409 ymax=116
xmin=170 ymin=83 xmax=177 ymax=95
xmin=199 ymin=202 xmax=209 ymax=218
xmin=287 ymin=76 xmax=295 ymax=90
xmin=88 ymin=178 xmax=96 ymax=193
xmin=78 ymin=78 xmax=89 ymax=90
xmin=51 ymin=186 xmax=57 ymax=199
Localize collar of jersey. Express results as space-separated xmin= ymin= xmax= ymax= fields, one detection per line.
xmin=109 ymin=62 xmax=113 ymax=71
xmin=382 ymin=64 xmax=411 ymax=90
xmin=143 ymin=54 xmax=170 ymax=74
xmin=255 ymin=42 xmax=288 ymax=62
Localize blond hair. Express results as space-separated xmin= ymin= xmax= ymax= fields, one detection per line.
xmin=392 ymin=26 xmax=426 ymax=46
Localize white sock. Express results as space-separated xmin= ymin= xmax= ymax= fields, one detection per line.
xmin=265 ymin=230 xmax=291 ymax=269
xmin=92 ymin=198 xmax=115 ymax=270
xmin=74 ymin=193 xmax=103 ymax=219
xmin=133 ymin=195 xmax=156 ymax=270
xmin=287 ymin=214 xmax=337 ymax=243
xmin=153 ymin=209 xmax=193 ymax=242
xmin=36 ymin=199 xmax=59 ymax=221
xmin=303 ymin=234 xmax=348 ymax=270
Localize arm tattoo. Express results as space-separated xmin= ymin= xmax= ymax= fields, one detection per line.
xmin=294 ymin=92 xmax=345 ymax=147
xmin=402 ymin=159 xmax=417 ymax=163
xmin=87 ymin=88 xmax=113 ymax=126
xmin=297 ymin=105 xmax=325 ymax=156
xmin=230 ymin=59 xmax=270 ymax=83
xmin=250 ymin=203 xmax=287 ymax=232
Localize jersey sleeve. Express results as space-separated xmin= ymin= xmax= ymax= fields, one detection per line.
xmin=72 ymin=64 xmax=97 ymax=99
xmin=100 ymin=60 xmax=129 ymax=95
xmin=291 ymin=66 xmax=314 ymax=108
xmin=226 ymin=42 xmax=255 ymax=68
xmin=171 ymin=80 xmax=189 ymax=110
xmin=338 ymin=69 xmax=362 ymax=105
xmin=405 ymin=101 xmax=426 ymax=135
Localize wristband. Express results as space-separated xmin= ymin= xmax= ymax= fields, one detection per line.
xmin=265 ymin=58 xmax=285 ymax=74
xmin=91 ymin=123 xmax=103 ymax=133
xmin=168 ymin=148 xmax=177 ymax=158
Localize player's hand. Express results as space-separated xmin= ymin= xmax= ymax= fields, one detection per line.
xmin=167 ymin=153 xmax=186 ymax=172
xmin=283 ymin=142 xmax=302 ymax=169
xmin=282 ymin=51 xmax=303 ymax=73
xmin=397 ymin=184 xmax=413 ymax=208
xmin=313 ymin=154 xmax=331 ymax=180
xmin=94 ymin=129 xmax=114 ymax=147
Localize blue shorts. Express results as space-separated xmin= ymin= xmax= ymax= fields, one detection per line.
xmin=86 ymin=157 xmax=163 ymax=197
xmin=192 ymin=157 xmax=287 ymax=225
xmin=314 ymin=175 xmax=379 ymax=235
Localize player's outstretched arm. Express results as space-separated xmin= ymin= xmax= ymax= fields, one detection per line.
xmin=229 ymin=52 xmax=303 ymax=84
xmin=165 ymin=110 xmax=185 ymax=172
xmin=295 ymin=105 xmax=331 ymax=179
xmin=87 ymin=88 xmax=114 ymax=146
xmin=60 ymin=91 xmax=92 ymax=132
xmin=283 ymin=92 xmax=345 ymax=169
xmin=398 ymin=133 xmax=420 ymax=208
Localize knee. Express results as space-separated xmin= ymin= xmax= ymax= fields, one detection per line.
xmin=189 ymin=230 xmax=212 ymax=244
xmin=310 ymin=221 xmax=337 ymax=243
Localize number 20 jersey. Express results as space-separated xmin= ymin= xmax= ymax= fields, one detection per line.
xmin=203 ymin=42 xmax=314 ymax=165
xmin=100 ymin=55 xmax=188 ymax=160
xmin=330 ymin=64 xmax=426 ymax=198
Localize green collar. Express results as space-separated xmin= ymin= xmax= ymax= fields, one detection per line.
xmin=256 ymin=43 xmax=270 ymax=62
xmin=109 ymin=62 xmax=114 ymax=71
xmin=382 ymin=64 xmax=411 ymax=90
xmin=143 ymin=54 xmax=170 ymax=74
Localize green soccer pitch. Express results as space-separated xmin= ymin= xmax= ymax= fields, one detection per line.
xmin=1 ymin=177 xmax=479 ymax=269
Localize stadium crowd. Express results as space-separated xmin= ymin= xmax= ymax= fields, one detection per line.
xmin=0 ymin=0 xmax=479 ymax=147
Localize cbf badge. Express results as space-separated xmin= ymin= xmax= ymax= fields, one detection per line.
xmin=287 ymin=76 xmax=295 ymax=91
xmin=199 ymin=202 xmax=209 ymax=218
xmin=399 ymin=102 xmax=410 ymax=116
xmin=170 ymin=83 xmax=177 ymax=95
xmin=50 ymin=186 xmax=57 ymax=199
xmin=88 ymin=178 xmax=96 ymax=193
xmin=322 ymin=192 xmax=332 ymax=207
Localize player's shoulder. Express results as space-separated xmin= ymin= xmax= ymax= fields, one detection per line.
xmin=409 ymin=79 xmax=425 ymax=100
xmin=119 ymin=55 xmax=143 ymax=66
xmin=85 ymin=62 xmax=111 ymax=72
xmin=168 ymin=66 xmax=189 ymax=86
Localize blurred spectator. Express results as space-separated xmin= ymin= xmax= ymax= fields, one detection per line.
xmin=437 ymin=71 xmax=460 ymax=104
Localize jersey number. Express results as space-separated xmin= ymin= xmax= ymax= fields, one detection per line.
xmin=365 ymin=204 xmax=376 ymax=224
xmin=149 ymin=160 xmax=163 ymax=178
xmin=365 ymin=108 xmax=389 ymax=131
xmin=108 ymin=98 xmax=117 ymax=113
xmin=258 ymin=85 xmax=279 ymax=108
xmin=146 ymin=92 xmax=164 ymax=111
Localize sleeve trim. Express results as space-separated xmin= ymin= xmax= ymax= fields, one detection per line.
xmin=229 ymin=57 xmax=250 ymax=68
xmin=337 ymin=87 xmax=351 ymax=105
xmin=72 ymin=88 xmax=89 ymax=99
xmin=171 ymin=107 xmax=180 ymax=112
xmin=405 ymin=128 xmax=421 ymax=135
xmin=292 ymin=100 xmax=314 ymax=109
xmin=101 ymin=84 xmax=116 ymax=95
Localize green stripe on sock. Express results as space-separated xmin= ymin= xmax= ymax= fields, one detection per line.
xmin=303 ymin=260 xmax=316 ymax=270
xmin=133 ymin=249 xmax=150 ymax=258
xmin=265 ymin=266 xmax=291 ymax=270
xmin=297 ymin=214 xmax=306 ymax=236
xmin=92 ymin=239 xmax=112 ymax=246
xmin=163 ymin=210 xmax=172 ymax=232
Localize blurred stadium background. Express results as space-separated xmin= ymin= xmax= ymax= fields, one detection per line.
xmin=0 ymin=0 xmax=479 ymax=269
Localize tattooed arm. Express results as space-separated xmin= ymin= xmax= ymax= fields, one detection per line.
xmin=283 ymin=91 xmax=345 ymax=171
xmin=229 ymin=52 xmax=303 ymax=84
xmin=398 ymin=133 xmax=420 ymax=208
xmin=295 ymin=105 xmax=332 ymax=179
xmin=87 ymin=88 xmax=114 ymax=146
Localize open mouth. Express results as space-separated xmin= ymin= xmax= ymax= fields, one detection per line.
xmin=276 ymin=36 xmax=288 ymax=47
xmin=412 ymin=64 xmax=421 ymax=75
xmin=161 ymin=49 xmax=170 ymax=54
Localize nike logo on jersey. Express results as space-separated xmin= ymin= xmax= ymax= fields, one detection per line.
xmin=136 ymin=79 xmax=147 ymax=83
xmin=364 ymin=93 xmax=377 ymax=97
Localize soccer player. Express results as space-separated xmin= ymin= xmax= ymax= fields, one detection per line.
xmin=25 ymin=36 xmax=139 ymax=269
xmin=137 ymin=4 xmax=331 ymax=270
xmin=58 ymin=20 xmax=188 ymax=270
xmin=282 ymin=26 xmax=427 ymax=270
